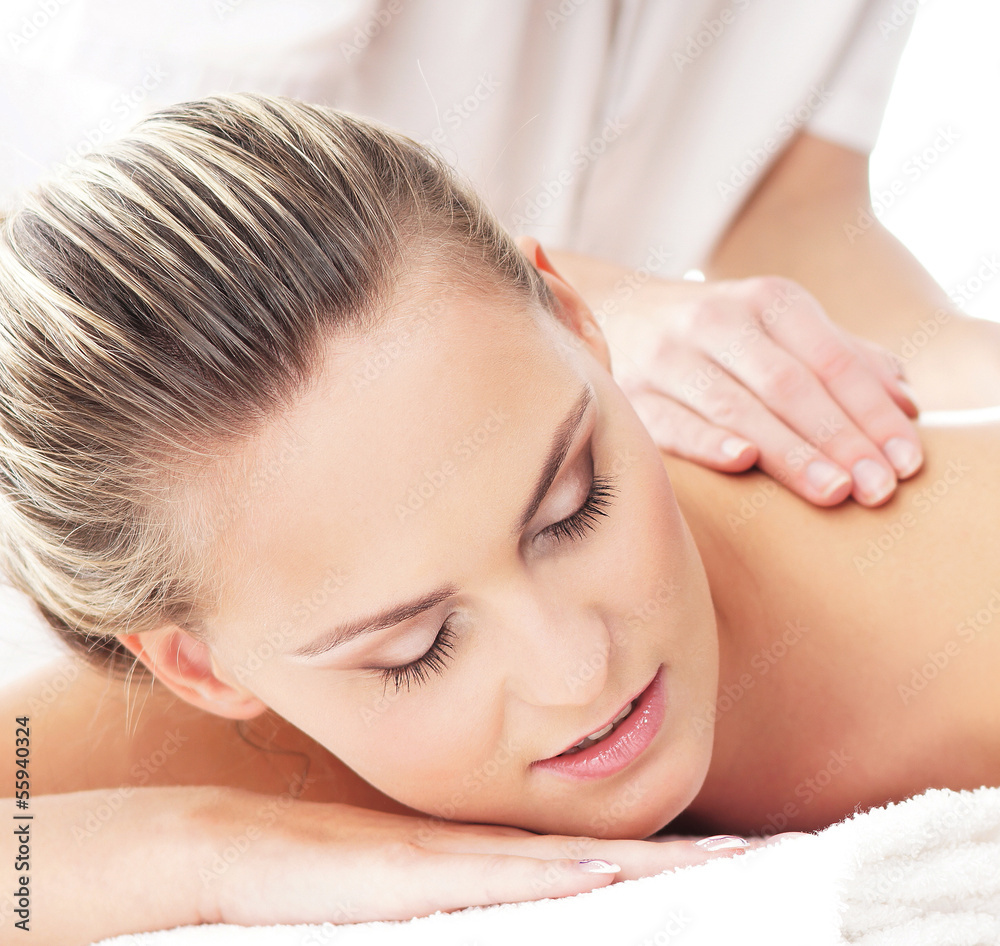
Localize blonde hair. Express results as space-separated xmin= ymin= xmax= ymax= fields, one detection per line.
xmin=0 ymin=92 xmax=555 ymax=679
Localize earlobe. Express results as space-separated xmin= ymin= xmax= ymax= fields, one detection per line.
xmin=514 ymin=235 xmax=612 ymax=373
xmin=116 ymin=625 xmax=268 ymax=720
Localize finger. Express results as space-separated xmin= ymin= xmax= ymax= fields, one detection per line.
xmin=405 ymin=850 xmax=619 ymax=916
xmin=852 ymin=337 xmax=920 ymax=418
xmin=642 ymin=360 xmax=853 ymax=505
xmin=622 ymin=382 xmax=759 ymax=471
xmin=758 ymin=320 xmax=924 ymax=485
xmin=420 ymin=831 xmax=750 ymax=883
xmin=710 ymin=336 xmax=911 ymax=506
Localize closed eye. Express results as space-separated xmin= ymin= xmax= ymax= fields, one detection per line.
xmin=373 ymin=465 xmax=621 ymax=697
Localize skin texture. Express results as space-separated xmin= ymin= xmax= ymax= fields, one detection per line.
xmin=113 ymin=254 xmax=724 ymax=841
xmin=8 ymin=235 xmax=992 ymax=844
xmin=4 ymin=133 xmax=1000 ymax=843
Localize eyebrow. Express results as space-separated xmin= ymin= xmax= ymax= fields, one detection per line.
xmin=288 ymin=380 xmax=596 ymax=660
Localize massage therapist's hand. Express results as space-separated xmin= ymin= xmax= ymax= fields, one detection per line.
xmin=606 ymin=274 xmax=923 ymax=507
xmin=197 ymin=788 xmax=808 ymax=925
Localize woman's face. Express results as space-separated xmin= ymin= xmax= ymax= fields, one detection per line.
xmin=200 ymin=266 xmax=720 ymax=839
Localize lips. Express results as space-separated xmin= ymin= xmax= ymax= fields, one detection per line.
xmin=530 ymin=665 xmax=667 ymax=781
xmin=542 ymin=673 xmax=654 ymax=762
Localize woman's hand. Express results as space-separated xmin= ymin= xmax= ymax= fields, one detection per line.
xmin=199 ymin=789 xmax=810 ymax=926
xmin=605 ymin=274 xmax=923 ymax=507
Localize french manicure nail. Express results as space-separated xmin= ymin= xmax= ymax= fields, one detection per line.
xmin=806 ymin=459 xmax=851 ymax=497
xmin=577 ymin=858 xmax=621 ymax=873
xmin=694 ymin=835 xmax=748 ymax=851
xmin=852 ymin=457 xmax=894 ymax=503
xmin=883 ymin=436 xmax=922 ymax=477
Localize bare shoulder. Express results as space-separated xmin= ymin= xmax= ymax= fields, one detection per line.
xmin=666 ymin=414 xmax=1000 ymax=826
xmin=666 ymin=411 xmax=1000 ymax=591
xmin=0 ymin=655 xmax=254 ymax=797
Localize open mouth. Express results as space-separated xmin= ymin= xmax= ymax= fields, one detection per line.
xmin=531 ymin=664 xmax=666 ymax=780
xmin=556 ymin=698 xmax=636 ymax=756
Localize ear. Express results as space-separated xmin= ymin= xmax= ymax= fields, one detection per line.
xmin=116 ymin=625 xmax=268 ymax=720
xmin=515 ymin=235 xmax=612 ymax=374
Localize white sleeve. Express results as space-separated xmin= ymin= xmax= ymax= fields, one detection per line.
xmin=804 ymin=0 xmax=917 ymax=154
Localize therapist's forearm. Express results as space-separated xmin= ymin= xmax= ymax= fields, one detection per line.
xmin=703 ymin=132 xmax=1000 ymax=410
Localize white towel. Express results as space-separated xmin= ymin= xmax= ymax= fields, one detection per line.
xmin=93 ymin=785 xmax=1000 ymax=946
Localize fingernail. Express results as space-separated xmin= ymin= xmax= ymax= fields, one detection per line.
xmin=852 ymin=457 xmax=895 ymax=503
xmin=694 ymin=835 xmax=748 ymax=851
xmin=898 ymin=379 xmax=920 ymax=407
xmin=576 ymin=858 xmax=621 ymax=873
xmin=721 ymin=436 xmax=754 ymax=459
xmin=806 ymin=459 xmax=851 ymax=498
xmin=883 ymin=436 xmax=922 ymax=477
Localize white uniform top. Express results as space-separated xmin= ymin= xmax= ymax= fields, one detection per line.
xmin=0 ymin=0 xmax=914 ymax=275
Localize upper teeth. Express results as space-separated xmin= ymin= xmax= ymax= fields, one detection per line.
xmin=566 ymin=700 xmax=634 ymax=752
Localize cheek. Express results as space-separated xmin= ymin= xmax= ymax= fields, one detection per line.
xmin=329 ymin=687 xmax=484 ymax=792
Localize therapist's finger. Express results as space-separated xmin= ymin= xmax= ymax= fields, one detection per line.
xmin=852 ymin=335 xmax=920 ymax=418
xmin=620 ymin=380 xmax=760 ymax=472
xmin=711 ymin=335 xmax=909 ymax=506
xmin=672 ymin=362 xmax=858 ymax=505
xmin=759 ymin=316 xmax=924 ymax=482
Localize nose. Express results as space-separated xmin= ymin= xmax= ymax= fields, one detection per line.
xmin=495 ymin=574 xmax=612 ymax=707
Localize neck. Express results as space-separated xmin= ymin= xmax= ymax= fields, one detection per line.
xmin=662 ymin=453 xmax=745 ymax=665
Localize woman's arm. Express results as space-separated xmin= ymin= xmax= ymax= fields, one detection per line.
xmin=0 ymin=661 xmax=797 ymax=942
xmin=704 ymin=131 xmax=1000 ymax=411
xmin=1 ymin=785 xmax=220 ymax=944
xmin=2 ymin=784 xmax=777 ymax=943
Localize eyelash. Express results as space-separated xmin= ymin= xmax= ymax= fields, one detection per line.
xmin=375 ymin=469 xmax=620 ymax=697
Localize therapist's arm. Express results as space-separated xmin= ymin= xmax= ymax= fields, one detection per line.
xmin=704 ymin=130 xmax=1000 ymax=411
